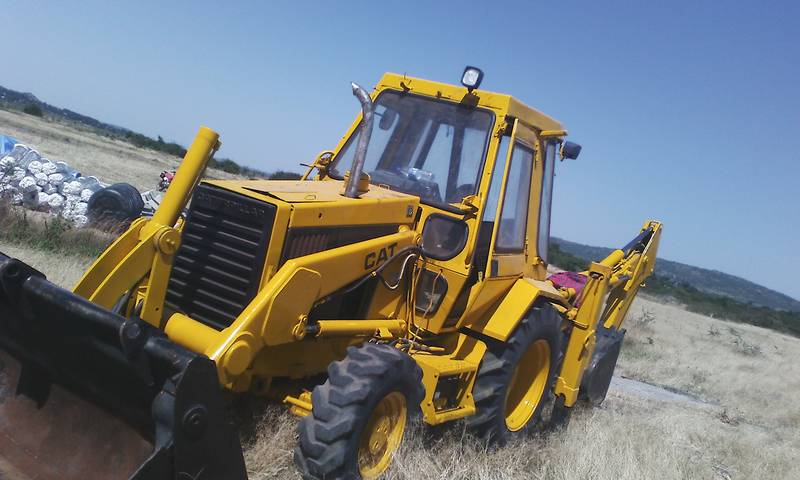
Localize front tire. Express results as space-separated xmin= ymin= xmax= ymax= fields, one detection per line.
xmin=295 ymin=343 xmax=424 ymax=479
xmin=466 ymin=303 xmax=562 ymax=444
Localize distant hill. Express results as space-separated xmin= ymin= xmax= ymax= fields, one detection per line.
xmin=0 ymin=85 xmax=297 ymax=179
xmin=1 ymin=85 xmax=131 ymax=135
xmin=552 ymin=237 xmax=800 ymax=313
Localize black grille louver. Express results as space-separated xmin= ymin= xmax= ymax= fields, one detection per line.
xmin=166 ymin=185 xmax=275 ymax=330
xmin=281 ymin=225 xmax=399 ymax=264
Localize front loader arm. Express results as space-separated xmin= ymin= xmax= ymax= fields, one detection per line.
xmin=73 ymin=126 xmax=219 ymax=328
xmin=164 ymin=229 xmax=418 ymax=389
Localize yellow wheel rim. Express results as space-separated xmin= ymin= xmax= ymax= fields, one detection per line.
xmin=505 ymin=339 xmax=551 ymax=432
xmin=358 ymin=391 xmax=407 ymax=478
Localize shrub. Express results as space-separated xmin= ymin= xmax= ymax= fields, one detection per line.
xmin=23 ymin=104 xmax=43 ymax=117
xmin=548 ymin=242 xmax=587 ymax=272
xmin=268 ymin=170 xmax=302 ymax=180
xmin=124 ymin=131 xmax=187 ymax=157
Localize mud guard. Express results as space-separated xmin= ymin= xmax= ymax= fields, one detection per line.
xmin=465 ymin=278 xmax=566 ymax=343
xmin=0 ymin=252 xmax=247 ymax=480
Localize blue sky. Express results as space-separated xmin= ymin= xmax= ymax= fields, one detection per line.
xmin=2 ymin=0 xmax=799 ymax=299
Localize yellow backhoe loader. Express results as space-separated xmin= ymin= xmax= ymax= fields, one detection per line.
xmin=0 ymin=68 xmax=661 ymax=479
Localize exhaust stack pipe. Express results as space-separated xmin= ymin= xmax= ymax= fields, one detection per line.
xmin=344 ymin=82 xmax=374 ymax=198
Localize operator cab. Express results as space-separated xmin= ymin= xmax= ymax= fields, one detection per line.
xmin=314 ymin=69 xmax=581 ymax=334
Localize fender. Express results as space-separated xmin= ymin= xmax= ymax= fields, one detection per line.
xmin=465 ymin=277 xmax=566 ymax=342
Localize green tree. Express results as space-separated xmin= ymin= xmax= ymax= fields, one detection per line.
xmin=23 ymin=104 xmax=43 ymax=117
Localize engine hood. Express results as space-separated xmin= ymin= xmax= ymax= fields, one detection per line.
xmin=202 ymin=179 xmax=420 ymax=228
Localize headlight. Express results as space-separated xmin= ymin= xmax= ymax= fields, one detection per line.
xmin=461 ymin=66 xmax=484 ymax=92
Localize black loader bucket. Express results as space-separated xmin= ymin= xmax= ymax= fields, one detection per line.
xmin=0 ymin=252 xmax=247 ymax=480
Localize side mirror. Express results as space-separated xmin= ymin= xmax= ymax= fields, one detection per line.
xmin=561 ymin=141 xmax=582 ymax=160
xmin=378 ymin=109 xmax=398 ymax=130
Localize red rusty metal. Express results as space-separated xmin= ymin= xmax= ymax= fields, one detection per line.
xmin=0 ymin=352 xmax=152 ymax=480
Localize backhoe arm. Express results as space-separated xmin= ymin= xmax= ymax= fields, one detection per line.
xmin=597 ymin=220 xmax=663 ymax=331
xmin=554 ymin=220 xmax=662 ymax=406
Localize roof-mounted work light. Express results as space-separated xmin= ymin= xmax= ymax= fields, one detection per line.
xmin=461 ymin=66 xmax=483 ymax=92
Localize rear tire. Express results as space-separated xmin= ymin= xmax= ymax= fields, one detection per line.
xmin=295 ymin=343 xmax=424 ymax=479
xmin=466 ymin=303 xmax=562 ymax=444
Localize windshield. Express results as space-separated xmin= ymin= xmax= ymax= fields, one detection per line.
xmin=330 ymin=91 xmax=494 ymax=206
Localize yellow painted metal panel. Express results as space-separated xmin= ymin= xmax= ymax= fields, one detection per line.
xmin=468 ymin=278 xmax=564 ymax=342
xmin=205 ymin=180 xmax=419 ymax=228
xmin=376 ymin=73 xmax=564 ymax=132
xmin=169 ymin=230 xmax=416 ymax=386
xmin=73 ymin=217 xmax=146 ymax=297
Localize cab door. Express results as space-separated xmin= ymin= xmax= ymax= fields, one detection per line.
xmin=456 ymin=118 xmax=540 ymax=326
xmin=487 ymin=119 xmax=537 ymax=276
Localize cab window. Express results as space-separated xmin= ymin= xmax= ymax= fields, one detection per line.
xmin=330 ymin=91 xmax=494 ymax=207
xmin=495 ymin=142 xmax=534 ymax=252
xmin=537 ymin=141 xmax=557 ymax=262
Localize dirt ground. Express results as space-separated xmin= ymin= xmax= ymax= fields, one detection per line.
xmin=3 ymin=242 xmax=798 ymax=479
xmin=0 ymin=108 xmax=241 ymax=192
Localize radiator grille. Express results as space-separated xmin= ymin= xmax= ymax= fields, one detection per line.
xmin=165 ymin=185 xmax=276 ymax=330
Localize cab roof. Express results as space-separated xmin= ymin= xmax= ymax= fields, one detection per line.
xmin=376 ymin=72 xmax=565 ymax=134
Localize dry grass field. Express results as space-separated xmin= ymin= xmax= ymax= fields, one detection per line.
xmin=0 ymin=108 xmax=241 ymax=192
xmin=4 ymin=241 xmax=798 ymax=480
xmin=245 ymin=297 xmax=800 ymax=480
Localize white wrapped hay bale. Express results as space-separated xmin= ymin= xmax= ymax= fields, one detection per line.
xmin=2 ymin=141 xmax=118 ymax=227
xmin=64 ymin=197 xmax=79 ymax=210
xmin=40 ymin=160 xmax=58 ymax=175
xmin=27 ymin=160 xmax=43 ymax=175
xmin=80 ymin=188 xmax=94 ymax=202
xmin=18 ymin=176 xmax=38 ymax=192
xmin=61 ymin=204 xmax=73 ymax=220
xmin=48 ymin=193 xmax=65 ymax=212
xmin=62 ymin=180 xmax=83 ymax=196
xmin=72 ymin=201 xmax=88 ymax=216
xmin=19 ymin=150 xmax=41 ymax=169
xmin=34 ymin=172 xmax=50 ymax=187
xmin=48 ymin=173 xmax=65 ymax=188
xmin=72 ymin=214 xmax=89 ymax=228
xmin=37 ymin=191 xmax=51 ymax=209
